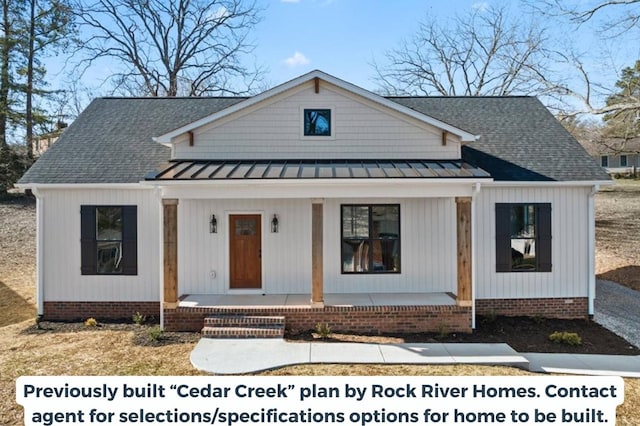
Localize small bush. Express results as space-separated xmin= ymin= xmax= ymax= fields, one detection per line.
xmin=314 ymin=323 xmax=331 ymax=339
xmin=84 ymin=318 xmax=98 ymax=327
xmin=132 ymin=312 xmax=146 ymax=325
xmin=549 ymin=331 xmax=582 ymax=346
xmin=148 ymin=325 xmax=164 ymax=341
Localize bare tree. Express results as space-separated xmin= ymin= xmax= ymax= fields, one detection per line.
xmin=538 ymin=0 xmax=640 ymax=34
xmin=73 ymin=0 xmax=263 ymax=97
xmin=374 ymin=5 xmax=554 ymax=96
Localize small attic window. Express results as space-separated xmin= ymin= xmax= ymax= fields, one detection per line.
xmin=303 ymin=109 xmax=331 ymax=136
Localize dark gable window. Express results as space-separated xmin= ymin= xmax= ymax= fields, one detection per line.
xmin=81 ymin=205 xmax=137 ymax=275
xmin=601 ymin=156 xmax=608 ymax=167
xmin=304 ymin=109 xmax=331 ymax=136
xmin=341 ymin=204 xmax=400 ymax=274
xmin=495 ymin=203 xmax=551 ymax=273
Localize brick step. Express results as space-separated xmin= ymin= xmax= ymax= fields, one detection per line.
xmin=204 ymin=315 xmax=285 ymax=327
xmin=201 ymin=325 xmax=285 ymax=339
xmin=202 ymin=315 xmax=285 ymax=338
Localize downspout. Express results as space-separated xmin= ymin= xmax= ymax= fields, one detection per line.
xmin=587 ymin=184 xmax=599 ymax=317
xmin=156 ymin=187 xmax=165 ymax=330
xmin=32 ymin=188 xmax=44 ymax=318
xmin=471 ymin=182 xmax=481 ymax=329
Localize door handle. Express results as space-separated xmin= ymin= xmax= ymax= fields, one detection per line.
xmin=258 ymin=248 xmax=262 ymax=259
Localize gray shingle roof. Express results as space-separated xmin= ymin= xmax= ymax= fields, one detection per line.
xmin=19 ymin=95 xmax=609 ymax=185
xmin=390 ymin=96 xmax=610 ymax=181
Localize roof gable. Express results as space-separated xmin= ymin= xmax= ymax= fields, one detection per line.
xmin=154 ymin=70 xmax=477 ymax=144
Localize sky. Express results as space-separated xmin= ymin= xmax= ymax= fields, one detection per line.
xmin=249 ymin=0 xmax=495 ymax=90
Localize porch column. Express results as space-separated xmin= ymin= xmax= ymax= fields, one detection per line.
xmin=311 ymin=199 xmax=324 ymax=307
xmin=456 ymin=197 xmax=472 ymax=307
xmin=163 ymin=199 xmax=179 ymax=308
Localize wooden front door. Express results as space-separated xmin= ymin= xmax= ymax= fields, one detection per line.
xmin=229 ymin=214 xmax=262 ymax=289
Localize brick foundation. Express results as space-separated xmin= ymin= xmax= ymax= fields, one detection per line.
xmin=43 ymin=301 xmax=160 ymax=322
xmin=163 ymin=305 xmax=473 ymax=334
xmin=476 ymin=297 xmax=589 ymax=319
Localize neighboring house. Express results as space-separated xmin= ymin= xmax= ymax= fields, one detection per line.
xmin=31 ymin=122 xmax=68 ymax=157
xmin=18 ymin=70 xmax=610 ymax=333
xmin=582 ymin=137 xmax=640 ymax=176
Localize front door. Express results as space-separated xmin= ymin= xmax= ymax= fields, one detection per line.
xmin=229 ymin=214 xmax=262 ymax=289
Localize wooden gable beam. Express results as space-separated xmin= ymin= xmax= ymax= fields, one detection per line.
xmin=188 ymin=131 xmax=194 ymax=147
xmin=442 ymin=131 xmax=448 ymax=146
xmin=314 ymin=77 xmax=320 ymax=94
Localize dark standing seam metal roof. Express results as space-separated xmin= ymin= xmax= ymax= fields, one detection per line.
xmin=146 ymin=159 xmax=491 ymax=180
xmin=19 ymin=95 xmax=610 ymax=185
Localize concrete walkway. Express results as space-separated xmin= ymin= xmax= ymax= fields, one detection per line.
xmin=190 ymin=339 xmax=640 ymax=377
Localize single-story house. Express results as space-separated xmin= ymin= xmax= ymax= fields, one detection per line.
xmin=18 ymin=70 xmax=610 ymax=334
xmin=581 ymin=137 xmax=640 ymax=176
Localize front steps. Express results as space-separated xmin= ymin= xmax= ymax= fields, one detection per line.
xmin=201 ymin=315 xmax=285 ymax=338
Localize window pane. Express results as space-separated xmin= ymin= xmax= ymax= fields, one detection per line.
xmin=235 ymin=219 xmax=257 ymax=236
xmin=372 ymin=205 xmax=399 ymax=238
xmin=621 ymin=155 xmax=628 ymax=167
xmin=96 ymin=207 xmax=122 ymax=240
xmin=371 ymin=239 xmax=400 ymax=272
xmin=304 ymin=109 xmax=331 ymax=136
xmin=342 ymin=239 xmax=369 ymax=272
xmin=342 ymin=206 xmax=369 ymax=238
xmin=97 ymin=241 xmax=123 ymax=273
xmin=511 ymin=238 xmax=536 ymax=270
xmin=510 ymin=205 xmax=535 ymax=238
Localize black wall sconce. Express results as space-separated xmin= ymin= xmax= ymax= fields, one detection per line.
xmin=271 ymin=214 xmax=279 ymax=233
xmin=210 ymin=214 xmax=217 ymax=233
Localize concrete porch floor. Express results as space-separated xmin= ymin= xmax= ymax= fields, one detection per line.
xmin=178 ymin=292 xmax=457 ymax=308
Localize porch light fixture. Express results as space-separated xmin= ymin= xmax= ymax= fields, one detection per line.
xmin=271 ymin=214 xmax=279 ymax=233
xmin=210 ymin=214 xmax=217 ymax=233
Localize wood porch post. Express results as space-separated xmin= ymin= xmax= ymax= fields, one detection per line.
xmin=311 ymin=199 xmax=324 ymax=306
xmin=456 ymin=197 xmax=472 ymax=307
xmin=163 ymin=199 xmax=179 ymax=308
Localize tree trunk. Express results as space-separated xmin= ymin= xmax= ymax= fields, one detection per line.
xmin=25 ymin=0 xmax=34 ymax=158
xmin=0 ymin=0 xmax=11 ymax=148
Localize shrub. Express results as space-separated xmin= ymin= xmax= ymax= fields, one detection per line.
xmin=549 ymin=331 xmax=582 ymax=346
xmin=314 ymin=323 xmax=331 ymax=339
xmin=132 ymin=312 xmax=146 ymax=325
xmin=148 ymin=325 xmax=164 ymax=341
xmin=84 ymin=318 xmax=98 ymax=327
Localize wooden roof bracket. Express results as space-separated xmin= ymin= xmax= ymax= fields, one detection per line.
xmin=314 ymin=77 xmax=320 ymax=94
xmin=442 ymin=130 xmax=448 ymax=146
xmin=188 ymin=131 xmax=194 ymax=146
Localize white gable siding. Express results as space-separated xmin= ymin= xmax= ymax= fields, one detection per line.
xmin=39 ymin=188 xmax=160 ymax=301
xmin=474 ymin=186 xmax=590 ymax=299
xmin=173 ymin=81 xmax=460 ymax=160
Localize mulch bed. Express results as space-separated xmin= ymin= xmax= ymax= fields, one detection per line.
xmin=287 ymin=315 xmax=640 ymax=355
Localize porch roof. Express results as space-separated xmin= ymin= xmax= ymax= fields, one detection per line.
xmin=145 ymin=159 xmax=491 ymax=181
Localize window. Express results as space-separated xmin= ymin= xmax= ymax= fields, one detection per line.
xmin=303 ymin=109 xmax=331 ymax=136
xmin=601 ymin=156 xmax=609 ymax=167
xmin=495 ymin=203 xmax=551 ymax=272
xmin=341 ymin=204 xmax=400 ymax=273
xmin=620 ymin=155 xmax=628 ymax=167
xmin=81 ymin=205 xmax=137 ymax=275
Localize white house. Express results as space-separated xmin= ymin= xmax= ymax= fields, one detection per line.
xmin=18 ymin=70 xmax=611 ymax=334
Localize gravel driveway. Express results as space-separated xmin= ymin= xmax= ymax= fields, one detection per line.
xmin=595 ymin=279 xmax=640 ymax=348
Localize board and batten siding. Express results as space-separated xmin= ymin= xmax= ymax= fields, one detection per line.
xmin=39 ymin=188 xmax=160 ymax=301
xmin=178 ymin=199 xmax=311 ymax=295
xmin=178 ymin=197 xmax=458 ymax=295
xmin=323 ymin=198 xmax=457 ymax=293
xmin=172 ymin=81 xmax=460 ymax=160
xmin=474 ymin=186 xmax=591 ymax=299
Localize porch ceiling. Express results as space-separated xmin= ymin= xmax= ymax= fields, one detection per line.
xmin=146 ymin=159 xmax=491 ymax=181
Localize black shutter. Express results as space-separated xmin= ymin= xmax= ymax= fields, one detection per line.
xmin=80 ymin=205 xmax=97 ymax=275
xmin=536 ymin=203 xmax=552 ymax=272
xmin=495 ymin=203 xmax=511 ymax=272
xmin=121 ymin=206 xmax=138 ymax=275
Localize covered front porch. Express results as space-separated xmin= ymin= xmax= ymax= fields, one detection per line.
xmin=149 ymin=159 xmax=491 ymax=334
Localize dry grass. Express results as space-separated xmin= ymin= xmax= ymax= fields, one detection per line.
xmin=596 ymin=180 xmax=640 ymax=290
xmin=2 ymin=185 xmax=640 ymax=425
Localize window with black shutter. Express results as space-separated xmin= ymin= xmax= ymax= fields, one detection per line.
xmin=81 ymin=205 xmax=137 ymax=275
xmin=495 ymin=203 xmax=551 ymax=273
